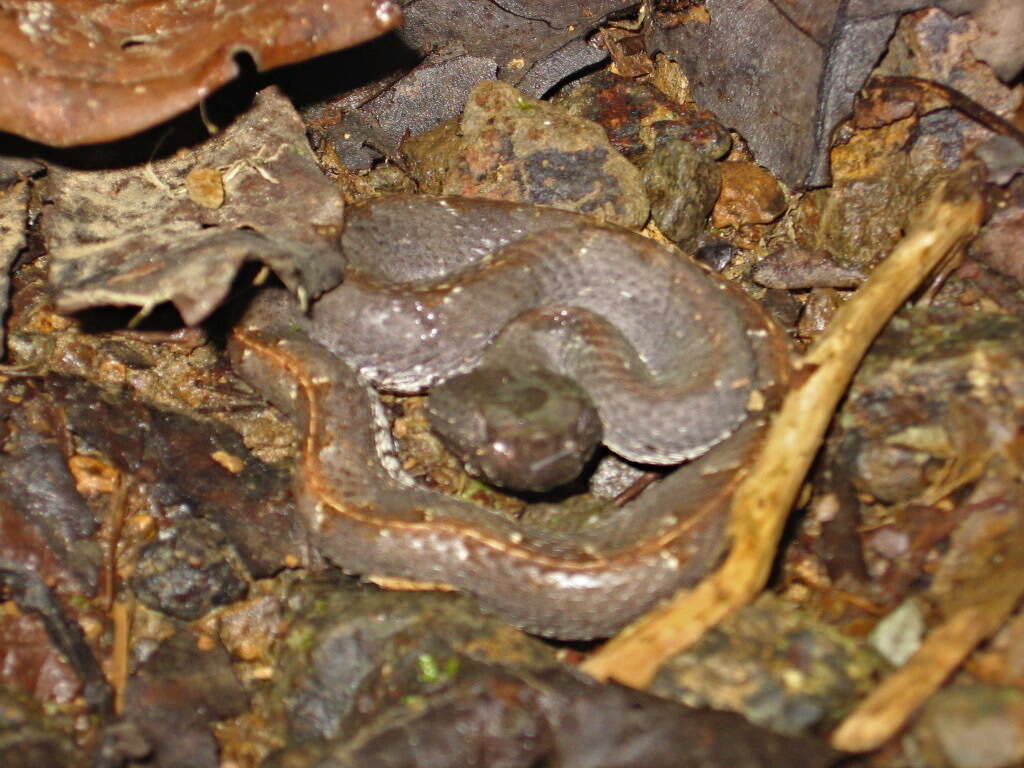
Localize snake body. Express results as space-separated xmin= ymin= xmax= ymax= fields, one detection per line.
xmin=230 ymin=197 xmax=789 ymax=638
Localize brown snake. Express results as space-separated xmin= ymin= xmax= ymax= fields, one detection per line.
xmin=229 ymin=197 xmax=790 ymax=638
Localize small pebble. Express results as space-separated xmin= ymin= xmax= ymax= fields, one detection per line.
xmin=694 ymin=237 xmax=738 ymax=272
xmin=753 ymin=245 xmax=865 ymax=290
xmin=643 ymin=142 xmax=720 ymax=247
xmin=712 ymin=161 xmax=786 ymax=228
xmin=868 ymin=598 xmax=925 ymax=666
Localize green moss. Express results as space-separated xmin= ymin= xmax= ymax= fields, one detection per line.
xmin=416 ymin=653 xmax=460 ymax=684
xmin=284 ymin=624 xmax=316 ymax=653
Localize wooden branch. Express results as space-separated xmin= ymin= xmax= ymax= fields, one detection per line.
xmin=111 ymin=600 xmax=131 ymax=715
xmin=581 ymin=164 xmax=985 ymax=689
xmin=831 ymin=595 xmax=1022 ymax=752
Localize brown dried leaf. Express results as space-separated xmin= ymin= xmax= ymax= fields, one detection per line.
xmin=488 ymin=0 xmax=641 ymax=29
xmin=929 ymin=472 xmax=1024 ymax=619
xmin=0 ymin=0 xmax=402 ymax=146
xmin=335 ymin=665 xmax=839 ymax=767
xmin=44 ymin=87 xmax=345 ymax=325
xmin=644 ymin=0 xmax=996 ymax=188
xmin=398 ymin=0 xmax=631 ymax=96
xmin=0 ymin=385 xmax=101 ymax=595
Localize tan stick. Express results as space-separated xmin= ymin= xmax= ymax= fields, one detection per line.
xmin=832 ymin=595 xmax=1022 ymax=752
xmin=833 ymin=475 xmax=1024 ymax=751
xmin=110 ymin=599 xmax=131 ymax=715
xmin=581 ymin=166 xmax=985 ymax=689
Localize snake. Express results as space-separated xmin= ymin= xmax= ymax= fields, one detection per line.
xmin=229 ymin=196 xmax=790 ymax=639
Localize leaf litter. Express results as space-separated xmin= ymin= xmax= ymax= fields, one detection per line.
xmin=0 ymin=2 xmax=1022 ymax=767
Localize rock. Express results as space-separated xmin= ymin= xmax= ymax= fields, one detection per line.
xmin=974 ymin=135 xmax=1024 ymax=186
xmin=694 ymin=236 xmax=740 ymax=273
xmin=643 ymin=142 xmax=721 ymax=247
xmin=712 ymin=162 xmax=787 ymax=228
xmin=588 ymin=454 xmax=650 ymax=500
xmin=914 ymin=684 xmax=1024 ymax=768
xmin=970 ymin=176 xmax=1024 ymax=284
xmin=124 ymin=631 xmax=248 ymax=768
xmin=130 ymin=519 xmax=249 ymax=621
xmin=361 ymin=164 xmax=417 ymax=197
xmin=553 ymin=71 xmax=730 ymax=162
xmin=270 ymin=576 xmax=556 ymax=743
xmin=758 ymin=288 xmax=803 ymax=338
xmin=443 ymin=81 xmax=649 ymax=228
xmin=868 ymin=598 xmax=926 ymax=666
xmin=752 ymin=246 xmax=865 ymax=290
xmin=651 ymin=594 xmax=884 ymax=735
xmin=969 ymin=0 xmax=1024 ymax=82
xmin=797 ymin=288 xmax=845 ymax=341
xmin=402 ymin=118 xmax=463 ymax=195
xmin=794 ymin=170 xmax=921 ymax=270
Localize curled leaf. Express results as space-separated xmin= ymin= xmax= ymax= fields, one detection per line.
xmin=0 ymin=0 xmax=402 ymax=146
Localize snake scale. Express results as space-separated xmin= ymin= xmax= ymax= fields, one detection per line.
xmin=229 ymin=196 xmax=789 ymax=638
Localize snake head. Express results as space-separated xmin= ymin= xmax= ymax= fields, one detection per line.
xmin=426 ymin=364 xmax=602 ymax=494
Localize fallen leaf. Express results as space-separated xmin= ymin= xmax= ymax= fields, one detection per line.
xmin=44 ymin=87 xmax=345 ymax=325
xmin=0 ymin=0 xmax=402 ymax=146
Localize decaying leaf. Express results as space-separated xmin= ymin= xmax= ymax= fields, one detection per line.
xmin=0 ymin=0 xmax=402 ymax=146
xmin=398 ymin=0 xmax=633 ymax=97
xmin=644 ymin=0 xmax=997 ymax=188
xmin=44 ymin=87 xmax=345 ymax=325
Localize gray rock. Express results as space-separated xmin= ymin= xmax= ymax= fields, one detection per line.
xmin=643 ymin=142 xmax=720 ymax=247
xmin=444 ymin=81 xmax=649 ymax=228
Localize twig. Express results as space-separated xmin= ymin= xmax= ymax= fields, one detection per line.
xmin=111 ymin=599 xmax=131 ymax=715
xmin=580 ymin=164 xmax=986 ymax=689
xmin=831 ymin=596 xmax=1022 ymax=751
xmin=831 ymin=471 xmax=1024 ymax=751
xmin=103 ymin=473 xmax=129 ymax=610
xmin=104 ymin=474 xmax=132 ymax=714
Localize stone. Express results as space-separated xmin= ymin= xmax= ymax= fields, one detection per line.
xmin=443 ymin=81 xmax=649 ymax=228
xmin=712 ymin=162 xmax=787 ymax=228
